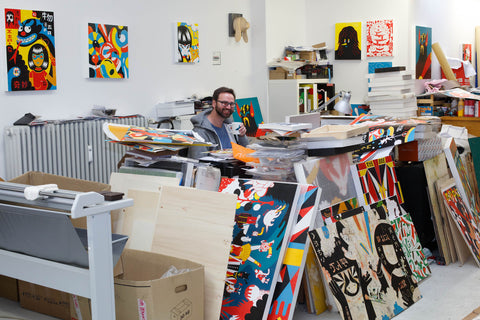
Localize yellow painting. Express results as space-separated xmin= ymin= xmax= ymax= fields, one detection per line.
xmin=335 ymin=22 xmax=361 ymax=60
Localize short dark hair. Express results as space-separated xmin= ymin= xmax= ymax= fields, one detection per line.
xmin=213 ymin=87 xmax=235 ymax=101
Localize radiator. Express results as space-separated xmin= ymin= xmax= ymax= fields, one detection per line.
xmin=4 ymin=116 xmax=148 ymax=183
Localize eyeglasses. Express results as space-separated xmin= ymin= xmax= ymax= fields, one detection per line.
xmin=217 ymin=100 xmax=236 ymax=107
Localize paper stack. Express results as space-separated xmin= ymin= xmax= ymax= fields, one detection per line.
xmin=365 ymin=67 xmax=417 ymax=118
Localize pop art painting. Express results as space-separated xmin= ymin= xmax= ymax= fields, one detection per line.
xmin=309 ymin=209 xmax=421 ymax=320
xmin=234 ymin=97 xmax=265 ymax=137
xmin=219 ymin=178 xmax=300 ymax=320
xmin=335 ymin=22 xmax=361 ymax=60
xmin=88 ymin=23 xmax=128 ymax=78
xmin=5 ymin=8 xmax=56 ymax=91
xmin=366 ymin=19 xmax=393 ymax=57
xmin=415 ymin=26 xmax=432 ymax=79
xmin=176 ymin=22 xmax=199 ymax=63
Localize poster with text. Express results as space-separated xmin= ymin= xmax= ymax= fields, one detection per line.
xmin=176 ymin=22 xmax=199 ymax=63
xmin=366 ymin=19 xmax=393 ymax=57
xmin=88 ymin=23 xmax=129 ymax=78
xmin=5 ymin=8 xmax=56 ymax=91
xmin=415 ymin=26 xmax=432 ymax=79
xmin=335 ymin=22 xmax=361 ymax=60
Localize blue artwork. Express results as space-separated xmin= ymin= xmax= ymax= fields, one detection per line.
xmin=368 ymin=61 xmax=392 ymax=74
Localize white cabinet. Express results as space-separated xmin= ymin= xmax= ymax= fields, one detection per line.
xmin=267 ymin=79 xmax=332 ymax=123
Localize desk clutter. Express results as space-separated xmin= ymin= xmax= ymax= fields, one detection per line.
xmin=2 ymin=113 xmax=480 ymax=320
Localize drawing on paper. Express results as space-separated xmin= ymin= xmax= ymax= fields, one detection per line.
xmin=366 ymin=19 xmax=393 ymax=57
xmin=88 ymin=23 xmax=129 ymax=78
xmin=176 ymin=22 xmax=199 ymax=63
xmin=5 ymin=8 xmax=56 ymax=91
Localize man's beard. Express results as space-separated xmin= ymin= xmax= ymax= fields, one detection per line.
xmin=215 ymin=105 xmax=233 ymax=119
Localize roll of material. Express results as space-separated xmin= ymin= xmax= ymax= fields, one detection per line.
xmin=24 ymin=184 xmax=59 ymax=200
xmin=432 ymin=42 xmax=457 ymax=81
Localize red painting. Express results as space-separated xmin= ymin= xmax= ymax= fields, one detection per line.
xmin=366 ymin=19 xmax=393 ymax=57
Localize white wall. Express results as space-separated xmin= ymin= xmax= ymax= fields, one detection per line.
xmin=0 ymin=0 xmax=264 ymax=179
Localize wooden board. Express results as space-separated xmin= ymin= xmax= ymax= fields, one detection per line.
xmin=109 ymin=172 xmax=180 ymax=233
xmin=150 ymin=186 xmax=237 ymax=320
xmin=423 ymin=154 xmax=453 ymax=264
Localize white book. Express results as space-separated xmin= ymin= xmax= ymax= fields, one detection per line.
xmin=304 ymin=134 xmax=365 ymax=149
xmin=369 ymin=83 xmax=415 ymax=92
xmin=366 ymin=92 xmax=416 ymax=102
xmin=259 ymin=122 xmax=313 ymax=131
xmin=366 ymin=71 xmax=414 ymax=81
xmin=368 ymin=79 xmax=415 ymax=88
xmin=367 ymin=88 xmax=413 ymax=97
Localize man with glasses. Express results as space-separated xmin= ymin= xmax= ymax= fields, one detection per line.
xmin=188 ymin=86 xmax=248 ymax=158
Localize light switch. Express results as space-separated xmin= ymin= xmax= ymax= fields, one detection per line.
xmin=212 ymin=51 xmax=221 ymax=65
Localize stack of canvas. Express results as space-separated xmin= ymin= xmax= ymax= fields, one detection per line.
xmin=365 ymin=68 xmax=417 ymax=118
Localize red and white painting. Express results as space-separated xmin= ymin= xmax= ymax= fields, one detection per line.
xmin=366 ymin=19 xmax=393 ymax=57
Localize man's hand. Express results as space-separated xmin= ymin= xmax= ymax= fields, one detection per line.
xmin=238 ymin=123 xmax=247 ymax=136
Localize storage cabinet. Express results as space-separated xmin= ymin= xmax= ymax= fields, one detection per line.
xmin=267 ymin=79 xmax=333 ymax=122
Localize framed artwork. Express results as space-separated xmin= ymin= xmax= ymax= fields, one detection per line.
xmin=366 ymin=19 xmax=393 ymax=57
xmin=5 ymin=8 xmax=56 ymax=91
xmin=88 ymin=23 xmax=128 ymax=78
xmin=234 ymin=97 xmax=265 ymax=137
xmin=463 ymin=44 xmax=472 ymax=63
xmin=415 ymin=26 xmax=432 ymax=79
xmin=335 ymin=22 xmax=361 ymax=60
xmin=368 ymin=61 xmax=392 ymax=74
xmin=218 ymin=178 xmax=300 ymax=320
xmin=176 ymin=22 xmax=199 ymax=63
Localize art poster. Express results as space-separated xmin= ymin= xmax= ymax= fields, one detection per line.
xmin=335 ymin=22 xmax=361 ymax=60
xmin=368 ymin=61 xmax=392 ymax=74
xmin=369 ymin=197 xmax=431 ymax=282
xmin=444 ymin=137 xmax=480 ymax=216
xmin=5 ymin=8 xmax=56 ymax=91
xmin=88 ymin=23 xmax=128 ymax=78
xmin=309 ymin=209 xmax=421 ymax=320
xmin=415 ymin=25 xmax=432 ymax=79
xmin=294 ymin=153 xmax=357 ymax=211
xmin=218 ymin=178 xmax=299 ymax=320
xmin=234 ymin=97 xmax=265 ymax=137
xmin=366 ymin=19 xmax=393 ymax=57
xmin=441 ymin=182 xmax=480 ymax=266
xmin=320 ymin=198 xmax=359 ymax=225
xmin=463 ymin=44 xmax=472 ymax=63
xmin=353 ymin=155 xmax=404 ymax=206
xmin=176 ymin=22 xmax=199 ymax=63
xmin=268 ymin=185 xmax=319 ymax=320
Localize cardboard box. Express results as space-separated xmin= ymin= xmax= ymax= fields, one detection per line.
xmin=70 ymin=294 xmax=92 ymax=320
xmin=18 ymin=281 xmax=71 ymax=320
xmin=114 ymin=249 xmax=204 ymax=320
xmin=0 ymin=275 xmax=18 ymax=301
xmin=269 ymin=67 xmax=286 ymax=79
xmin=299 ymin=50 xmax=317 ymax=61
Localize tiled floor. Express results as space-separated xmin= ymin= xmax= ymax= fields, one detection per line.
xmin=1 ymin=258 xmax=479 ymax=320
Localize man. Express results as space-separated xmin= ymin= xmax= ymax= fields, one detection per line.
xmin=188 ymin=87 xmax=248 ymax=159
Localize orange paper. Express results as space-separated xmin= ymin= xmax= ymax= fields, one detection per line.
xmin=231 ymin=142 xmax=259 ymax=163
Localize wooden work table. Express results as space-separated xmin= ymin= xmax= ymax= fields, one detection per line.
xmin=441 ymin=116 xmax=480 ymax=137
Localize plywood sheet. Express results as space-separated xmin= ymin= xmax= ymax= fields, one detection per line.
xmin=151 ymin=186 xmax=237 ymax=320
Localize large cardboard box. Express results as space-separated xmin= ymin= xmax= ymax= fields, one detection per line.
xmin=269 ymin=67 xmax=286 ymax=79
xmin=0 ymin=275 xmax=18 ymax=301
xmin=114 ymin=249 xmax=204 ymax=320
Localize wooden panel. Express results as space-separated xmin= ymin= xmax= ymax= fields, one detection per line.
xmin=441 ymin=117 xmax=480 ymax=137
xmin=151 ymin=186 xmax=237 ymax=320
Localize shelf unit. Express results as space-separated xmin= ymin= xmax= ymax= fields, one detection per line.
xmin=0 ymin=182 xmax=133 ymax=320
xmin=268 ymin=78 xmax=331 ymax=123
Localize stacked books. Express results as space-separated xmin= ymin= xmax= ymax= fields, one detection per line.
xmin=365 ymin=67 xmax=417 ymax=118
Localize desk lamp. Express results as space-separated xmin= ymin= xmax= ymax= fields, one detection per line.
xmin=314 ymin=90 xmax=352 ymax=115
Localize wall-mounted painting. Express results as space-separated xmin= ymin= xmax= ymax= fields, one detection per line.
xmin=335 ymin=22 xmax=361 ymax=60
xmin=415 ymin=26 xmax=432 ymax=79
xmin=176 ymin=22 xmax=199 ymax=63
xmin=463 ymin=43 xmax=472 ymax=63
xmin=88 ymin=23 xmax=128 ymax=78
xmin=5 ymin=8 xmax=56 ymax=91
xmin=366 ymin=19 xmax=393 ymax=57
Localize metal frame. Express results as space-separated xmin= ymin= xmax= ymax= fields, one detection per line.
xmin=0 ymin=181 xmax=133 ymax=320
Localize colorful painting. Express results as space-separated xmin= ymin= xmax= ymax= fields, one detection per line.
xmin=176 ymin=22 xmax=199 ymax=63
xmin=366 ymin=19 xmax=393 ymax=57
xmin=5 ymin=8 xmax=56 ymax=91
xmin=444 ymin=137 xmax=480 ymax=216
xmin=309 ymin=209 xmax=421 ymax=320
xmin=218 ymin=178 xmax=299 ymax=320
xmin=369 ymin=197 xmax=431 ymax=282
xmin=353 ymin=155 xmax=404 ymax=206
xmin=320 ymin=198 xmax=359 ymax=225
xmin=415 ymin=26 xmax=432 ymax=79
xmin=304 ymin=245 xmax=328 ymax=315
xmin=88 ymin=23 xmax=128 ymax=78
xmin=268 ymin=185 xmax=319 ymax=320
xmin=234 ymin=97 xmax=265 ymax=137
xmin=463 ymin=44 xmax=472 ymax=63
xmin=335 ymin=22 xmax=361 ymax=60
xmin=441 ymin=182 xmax=480 ymax=266
xmin=368 ymin=61 xmax=392 ymax=74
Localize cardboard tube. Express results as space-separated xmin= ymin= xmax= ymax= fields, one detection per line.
xmin=432 ymin=42 xmax=457 ymax=81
